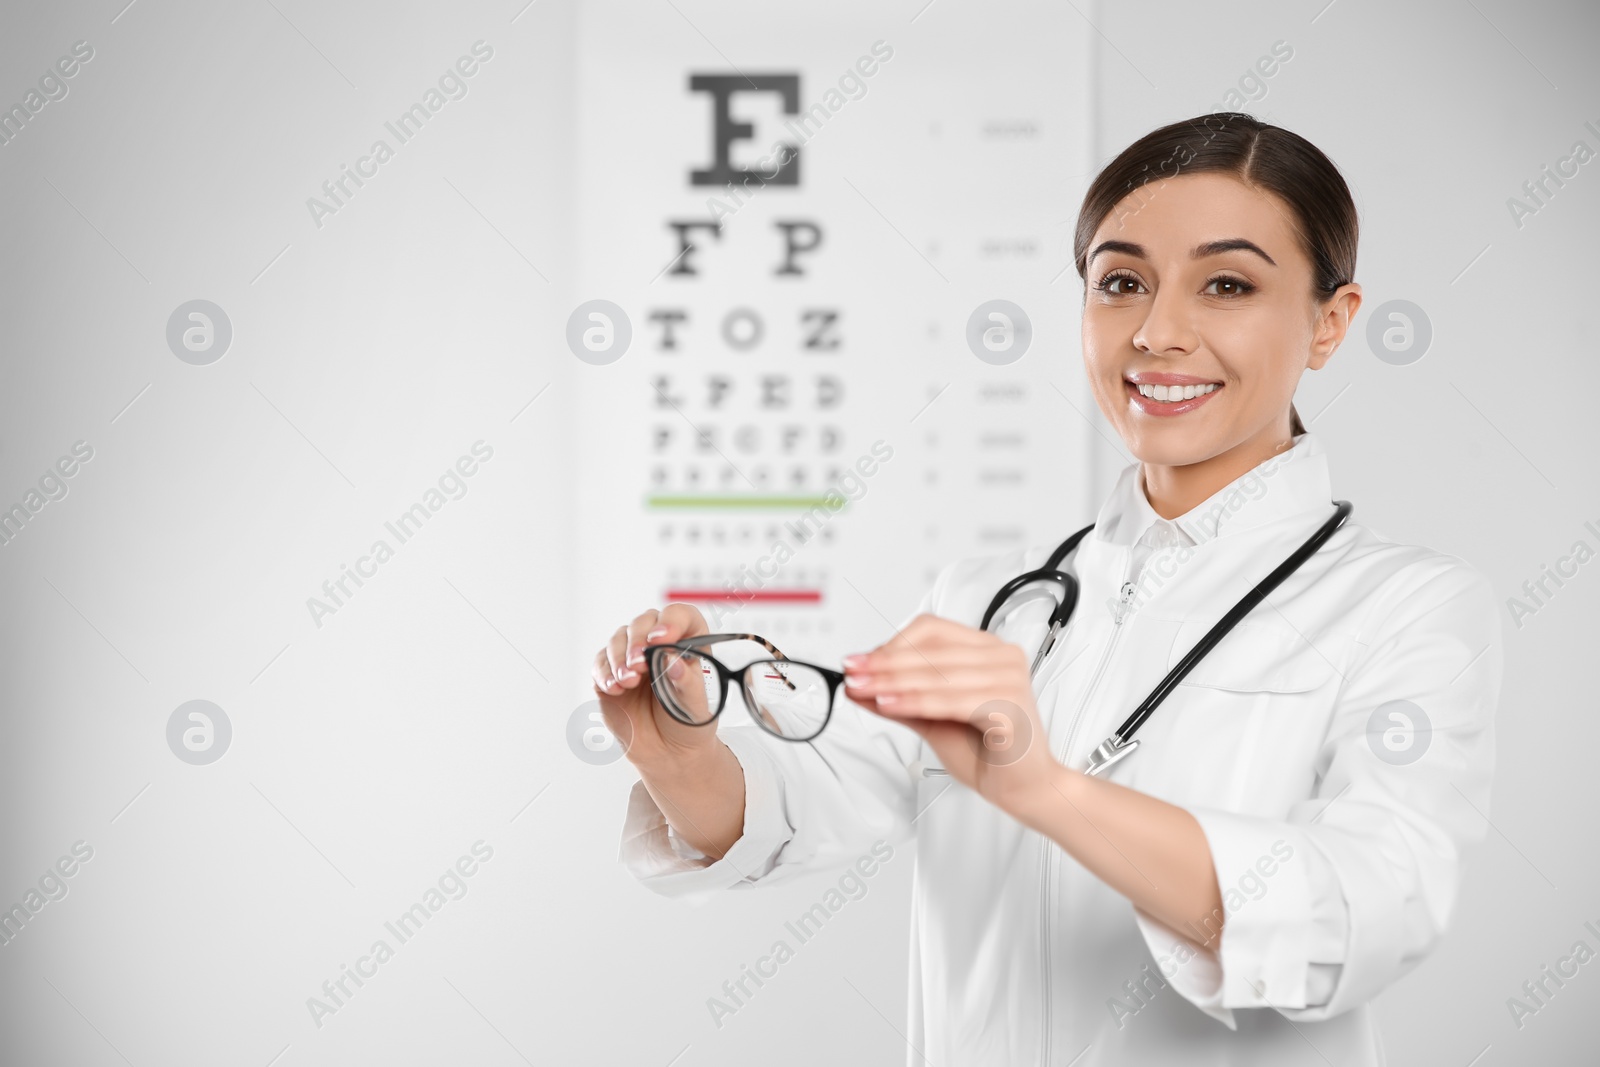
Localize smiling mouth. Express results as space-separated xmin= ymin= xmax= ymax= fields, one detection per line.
xmin=1122 ymin=378 xmax=1224 ymax=415
xmin=1129 ymin=381 xmax=1221 ymax=403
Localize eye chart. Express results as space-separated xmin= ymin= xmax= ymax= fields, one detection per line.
xmin=571 ymin=0 xmax=1095 ymax=666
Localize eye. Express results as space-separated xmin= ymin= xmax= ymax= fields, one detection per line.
xmin=1092 ymin=269 xmax=1144 ymax=295
xmin=1204 ymin=275 xmax=1256 ymax=298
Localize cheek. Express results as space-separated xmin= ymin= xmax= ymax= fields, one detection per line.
xmin=1206 ymin=314 xmax=1292 ymax=385
xmin=1081 ymin=315 xmax=1126 ymax=376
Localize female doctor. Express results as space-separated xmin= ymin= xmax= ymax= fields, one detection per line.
xmin=591 ymin=113 xmax=1502 ymax=1065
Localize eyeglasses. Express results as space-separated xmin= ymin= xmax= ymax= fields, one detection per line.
xmin=642 ymin=633 xmax=847 ymax=743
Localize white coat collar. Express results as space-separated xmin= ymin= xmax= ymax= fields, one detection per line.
xmin=1092 ymin=431 xmax=1333 ymax=549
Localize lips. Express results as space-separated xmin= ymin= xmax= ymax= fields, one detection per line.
xmin=1124 ymin=373 xmax=1223 ymax=386
xmin=1124 ymin=378 xmax=1223 ymax=417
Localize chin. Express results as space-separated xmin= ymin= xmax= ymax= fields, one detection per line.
xmin=1123 ymin=430 xmax=1223 ymax=469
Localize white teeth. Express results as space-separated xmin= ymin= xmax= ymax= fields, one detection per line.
xmin=1135 ymin=382 xmax=1218 ymax=402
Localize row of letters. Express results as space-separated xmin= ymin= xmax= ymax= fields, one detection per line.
xmin=651 ymin=376 xmax=842 ymax=409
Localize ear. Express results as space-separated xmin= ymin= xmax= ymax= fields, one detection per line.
xmin=1309 ymin=282 xmax=1362 ymax=371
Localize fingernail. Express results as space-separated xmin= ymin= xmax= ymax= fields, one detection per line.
xmin=842 ymin=654 xmax=866 ymax=668
xmin=618 ymin=668 xmax=638 ymax=682
xmin=876 ymin=693 xmax=899 ymax=706
xmin=845 ymin=673 xmax=870 ymax=688
xmin=646 ymin=627 xmax=668 ymax=639
xmin=626 ymin=647 xmax=644 ymax=666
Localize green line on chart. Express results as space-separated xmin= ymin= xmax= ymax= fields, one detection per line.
xmin=646 ymin=495 xmax=846 ymax=510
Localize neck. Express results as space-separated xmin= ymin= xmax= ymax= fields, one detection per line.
xmin=1140 ymin=428 xmax=1299 ymax=520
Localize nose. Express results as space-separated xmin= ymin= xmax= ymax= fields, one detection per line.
xmin=1130 ymin=283 xmax=1199 ymax=357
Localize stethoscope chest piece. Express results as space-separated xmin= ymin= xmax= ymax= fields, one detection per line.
xmin=1084 ymin=736 xmax=1140 ymax=777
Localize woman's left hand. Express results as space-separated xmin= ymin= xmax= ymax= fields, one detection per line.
xmin=843 ymin=614 xmax=1061 ymax=813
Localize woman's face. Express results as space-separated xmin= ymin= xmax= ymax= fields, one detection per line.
xmin=1081 ymin=171 xmax=1359 ymax=468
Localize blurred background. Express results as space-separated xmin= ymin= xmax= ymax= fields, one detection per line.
xmin=1 ymin=0 xmax=1596 ymax=1063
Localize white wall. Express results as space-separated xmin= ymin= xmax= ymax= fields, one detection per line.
xmin=0 ymin=0 xmax=1594 ymax=1064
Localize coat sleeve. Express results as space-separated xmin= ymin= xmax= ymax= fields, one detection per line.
xmin=1132 ymin=551 xmax=1503 ymax=1025
xmin=617 ymin=563 xmax=955 ymax=904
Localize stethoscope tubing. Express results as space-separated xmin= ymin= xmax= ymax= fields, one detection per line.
xmin=962 ymin=500 xmax=1353 ymax=775
xmin=1108 ymin=499 xmax=1352 ymax=746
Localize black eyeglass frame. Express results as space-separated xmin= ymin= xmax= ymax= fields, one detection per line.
xmin=642 ymin=632 xmax=848 ymax=743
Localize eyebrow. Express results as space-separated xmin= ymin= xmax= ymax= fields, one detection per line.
xmin=1088 ymin=238 xmax=1278 ymax=267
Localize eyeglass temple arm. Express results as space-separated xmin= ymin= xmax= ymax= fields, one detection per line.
xmin=670 ymin=632 xmax=787 ymax=656
xmin=662 ymin=633 xmax=800 ymax=692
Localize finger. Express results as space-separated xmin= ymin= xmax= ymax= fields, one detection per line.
xmin=846 ymin=655 xmax=1025 ymax=711
xmin=890 ymin=714 xmax=972 ymax=756
xmin=847 ymin=662 xmax=1017 ymax=697
xmin=868 ymin=614 xmax=997 ymax=660
xmin=840 ymin=682 xmax=913 ymax=720
xmin=850 ymin=645 xmax=1020 ymax=679
xmin=847 ymin=674 xmax=1029 ymax=722
xmin=645 ymin=602 xmax=711 ymax=645
xmin=846 ymin=686 xmax=972 ymax=721
xmin=856 ymin=697 xmax=978 ymax=763
xmin=606 ymin=625 xmax=644 ymax=688
xmin=621 ymin=608 xmax=664 ymax=675
xmin=593 ymin=685 xmax=646 ymax=756
xmin=592 ymin=649 xmax=625 ymax=694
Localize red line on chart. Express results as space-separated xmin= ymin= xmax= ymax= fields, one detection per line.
xmin=664 ymin=588 xmax=823 ymax=603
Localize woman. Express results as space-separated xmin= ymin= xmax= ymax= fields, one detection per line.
xmin=592 ymin=112 xmax=1501 ymax=1065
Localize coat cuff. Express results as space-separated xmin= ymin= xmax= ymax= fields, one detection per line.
xmin=1134 ymin=805 xmax=1345 ymax=1026
xmin=617 ymin=727 xmax=794 ymax=903
xmin=1192 ymin=806 xmax=1313 ymax=1010
xmin=1130 ymin=904 xmax=1235 ymax=1029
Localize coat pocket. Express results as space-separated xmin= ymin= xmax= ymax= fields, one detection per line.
xmin=1164 ymin=617 xmax=1337 ymax=694
xmin=1142 ymin=617 xmax=1339 ymax=806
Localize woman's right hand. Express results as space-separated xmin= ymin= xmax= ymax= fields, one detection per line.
xmin=591 ymin=603 xmax=722 ymax=770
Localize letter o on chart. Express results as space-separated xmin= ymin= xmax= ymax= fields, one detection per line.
xmin=722 ymin=309 xmax=763 ymax=351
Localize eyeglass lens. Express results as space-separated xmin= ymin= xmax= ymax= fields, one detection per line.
xmin=652 ymin=648 xmax=720 ymax=725
xmin=741 ymin=660 xmax=831 ymax=740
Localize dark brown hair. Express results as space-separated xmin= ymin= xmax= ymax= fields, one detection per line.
xmin=1073 ymin=112 xmax=1359 ymax=438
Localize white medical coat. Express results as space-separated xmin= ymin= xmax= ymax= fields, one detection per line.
xmin=619 ymin=430 xmax=1503 ymax=1065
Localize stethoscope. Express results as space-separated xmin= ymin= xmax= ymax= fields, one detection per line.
xmin=916 ymin=500 xmax=1352 ymax=780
